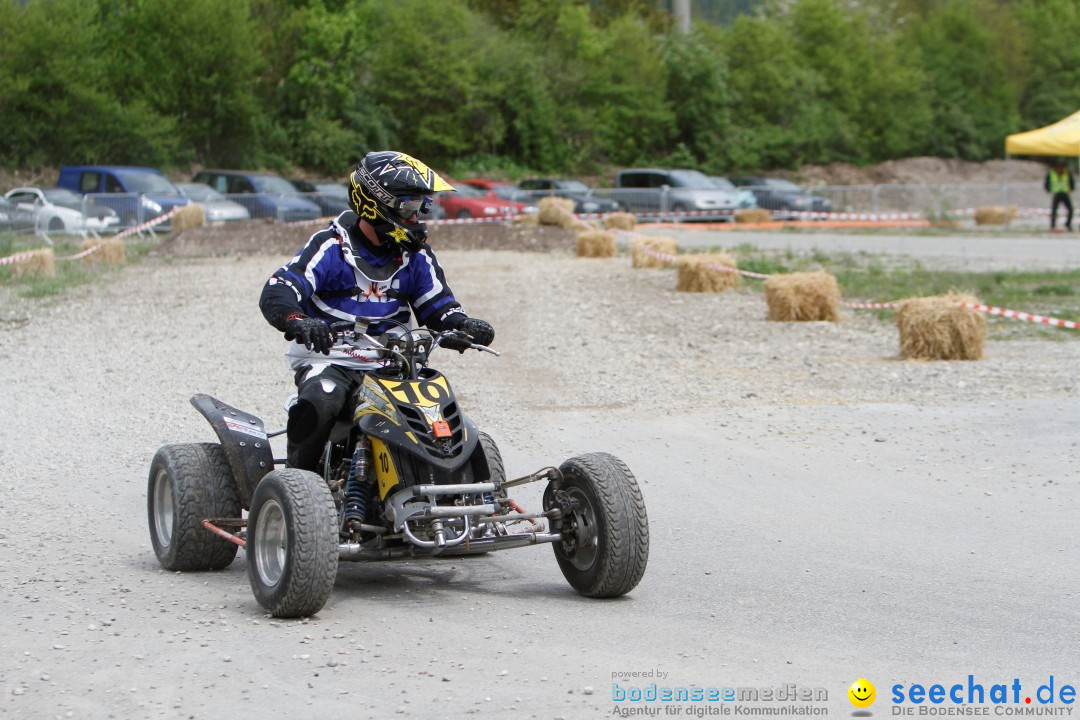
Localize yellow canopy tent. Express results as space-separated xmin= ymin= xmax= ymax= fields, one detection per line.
xmin=1005 ymin=109 xmax=1080 ymax=156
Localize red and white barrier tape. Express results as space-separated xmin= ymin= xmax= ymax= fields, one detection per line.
xmin=112 ymin=207 xmax=179 ymax=240
xmin=0 ymin=250 xmax=39 ymax=267
xmin=961 ymin=303 xmax=1079 ymax=330
xmin=429 ymin=214 xmax=518 ymax=226
xmin=56 ymin=244 xmax=101 ymax=262
xmin=630 ymin=237 xmax=777 ymax=280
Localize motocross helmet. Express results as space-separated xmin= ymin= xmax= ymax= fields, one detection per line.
xmin=348 ymin=150 xmax=454 ymax=252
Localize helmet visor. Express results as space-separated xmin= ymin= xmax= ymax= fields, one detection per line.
xmin=389 ymin=194 xmax=433 ymax=221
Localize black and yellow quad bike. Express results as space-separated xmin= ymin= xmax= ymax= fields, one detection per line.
xmin=147 ymin=322 xmax=649 ymax=617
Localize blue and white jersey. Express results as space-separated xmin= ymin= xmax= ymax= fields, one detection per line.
xmin=260 ymin=211 xmax=464 ymax=370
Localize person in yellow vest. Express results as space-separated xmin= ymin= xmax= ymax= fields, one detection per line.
xmin=1044 ymin=160 xmax=1075 ymax=232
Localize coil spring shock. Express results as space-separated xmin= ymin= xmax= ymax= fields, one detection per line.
xmin=342 ymin=437 xmax=372 ymax=531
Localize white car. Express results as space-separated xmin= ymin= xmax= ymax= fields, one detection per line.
xmin=3 ymin=186 xmax=120 ymax=234
xmin=176 ymin=182 xmax=251 ymax=224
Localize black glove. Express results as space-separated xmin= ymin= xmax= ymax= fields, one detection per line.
xmin=460 ymin=317 xmax=495 ymax=346
xmin=283 ymin=314 xmax=332 ymax=354
xmin=439 ymin=332 xmax=473 ymax=354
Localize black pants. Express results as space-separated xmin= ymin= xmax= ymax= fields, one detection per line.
xmin=286 ymin=364 xmax=364 ymax=471
xmin=1051 ymin=193 xmax=1073 ymax=230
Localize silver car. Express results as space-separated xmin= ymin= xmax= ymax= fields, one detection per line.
xmin=177 ymin=182 xmax=251 ymax=224
xmin=610 ymin=168 xmax=741 ymax=219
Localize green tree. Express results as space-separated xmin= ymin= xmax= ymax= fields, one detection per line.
xmin=257 ymin=0 xmax=393 ymax=175
xmin=95 ymin=0 xmax=265 ymax=167
xmin=1012 ymin=0 xmax=1080 ymax=130
xmin=661 ymin=27 xmax=736 ymax=171
xmin=721 ymin=13 xmax=833 ymax=168
xmin=0 ymin=0 xmax=179 ymax=168
xmin=904 ymin=0 xmax=1018 ymax=159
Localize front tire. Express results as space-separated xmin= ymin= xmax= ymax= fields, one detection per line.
xmin=246 ymin=469 xmax=338 ymax=618
xmin=546 ymin=453 xmax=649 ymax=598
xmin=147 ymin=443 xmax=241 ymax=571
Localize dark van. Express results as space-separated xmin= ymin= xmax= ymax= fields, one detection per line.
xmin=57 ymin=166 xmax=189 ymax=229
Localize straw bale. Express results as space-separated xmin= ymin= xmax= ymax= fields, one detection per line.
xmin=81 ymin=238 xmax=126 ymax=265
xmin=735 ymin=208 xmax=771 ymax=224
xmin=895 ymin=292 xmax=986 ymax=361
xmin=675 ymin=252 xmax=741 ymax=293
xmin=763 ymin=271 xmax=842 ymax=322
xmin=171 ymin=203 xmax=206 ymax=233
xmin=973 ymin=206 xmax=1016 ymax=226
xmin=576 ymin=230 xmax=617 ymax=258
xmin=603 ymin=212 xmax=637 ymax=231
xmin=631 ymin=236 xmax=677 ymax=268
xmin=538 ymin=197 xmax=577 ymax=228
xmin=11 ymin=248 xmax=55 ymax=279
xmin=511 ymin=213 xmax=539 ymax=225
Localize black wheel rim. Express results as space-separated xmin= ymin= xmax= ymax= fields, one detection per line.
xmin=562 ymin=486 xmax=599 ymax=570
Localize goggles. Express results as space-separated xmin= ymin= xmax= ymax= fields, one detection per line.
xmin=389 ymin=194 xmax=433 ymax=220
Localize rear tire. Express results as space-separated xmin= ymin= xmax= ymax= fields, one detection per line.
xmin=546 ymin=453 xmax=649 ymax=598
xmin=456 ymin=210 xmax=473 ymax=219
xmin=48 ymin=216 xmax=63 ymax=232
xmin=246 ymin=469 xmax=338 ymax=618
xmin=148 ymin=443 xmax=241 ymax=571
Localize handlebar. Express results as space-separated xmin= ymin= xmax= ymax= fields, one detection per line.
xmin=326 ymin=321 xmax=500 ymax=360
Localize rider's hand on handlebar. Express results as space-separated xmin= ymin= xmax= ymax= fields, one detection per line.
xmin=284 ymin=314 xmax=332 ymax=355
xmin=460 ymin=318 xmax=494 ymax=347
xmin=439 ymin=331 xmax=473 ymax=354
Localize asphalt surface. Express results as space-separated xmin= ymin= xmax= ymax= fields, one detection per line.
xmin=636 ymin=223 xmax=1080 ymax=271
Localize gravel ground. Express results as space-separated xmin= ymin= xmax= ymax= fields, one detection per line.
xmin=1 ymin=223 xmax=1078 ymax=719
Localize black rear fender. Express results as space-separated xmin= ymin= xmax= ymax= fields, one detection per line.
xmin=190 ymin=393 xmax=274 ymax=510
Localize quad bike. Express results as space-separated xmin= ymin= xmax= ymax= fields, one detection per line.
xmin=147 ymin=322 xmax=649 ymax=617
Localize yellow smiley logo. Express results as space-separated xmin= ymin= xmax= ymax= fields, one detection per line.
xmin=848 ymin=678 xmax=876 ymax=708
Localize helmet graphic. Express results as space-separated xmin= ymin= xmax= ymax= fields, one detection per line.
xmin=348 ymin=151 xmax=453 ymax=251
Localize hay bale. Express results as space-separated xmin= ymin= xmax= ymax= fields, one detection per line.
xmin=675 ymin=252 xmax=741 ymax=293
xmin=735 ymin=208 xmax=771 ymax=224
xmin=538 ymin=197 xmax=577 ymax=228
xmin=81 ymin=238 xmax=125 ymax=265
xmin=763 ymin=271 xmax=842 ymax=322
xmin=895 ymin=292 xmax=986 ymax=361
xmin=576 ymin=230 xmax=616 ymax=258
xmin=973 ymin=206 xmax=1017 ymax=226
xmin=171 ymin=203 xmax=206 ymax=233
xmin=631 ymin=236 xmax=677 ymax=268
xmin=511 ymin=213 xmax=539 ymax=225
xmin=11 ymin=248 xmax=55 ymax=279
xmin=603 ymin=212 xmax=637 ymax=231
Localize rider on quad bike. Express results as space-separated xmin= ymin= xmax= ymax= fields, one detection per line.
xmin=258 ymin=150 xmax=495 ymax=472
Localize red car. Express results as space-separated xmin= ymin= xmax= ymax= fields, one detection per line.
xmin=436 ymin=180 xmax=536 ymax=219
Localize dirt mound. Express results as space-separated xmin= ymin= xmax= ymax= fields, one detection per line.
xmin=794 ymin=157 xmax=1049 ymax=186
xmin=154 ymin=218 xmax=576 ymax=258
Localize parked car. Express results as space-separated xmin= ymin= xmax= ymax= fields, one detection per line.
xmin=0 ymin=197 xmax=36 ymax=234
xmin=434 ymin=182 xmax=530 ymax=220
xmin=57 ymin=165 xmax=190 ymax=228
xmin=288 ymin=179 xmax=351 ymax=217
xmin=3 ymin=186 xmax=119 ymax=234
xmin=176 ymin=182 xmax=251 ymax=224
xmin=191 ymin=170 xmax=321 ymax=223
xmin=458 ymin=179 xmax=539 ymax=214
xmin=515 ymin=177 xmax=620 ymax=214
xmin=605 ymin=168 xmax=741 ymax=219
xmin=730 ymin=177 xmax=833 ymax=215
xmin=708 ymin=177 xmax=757 ymax=210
